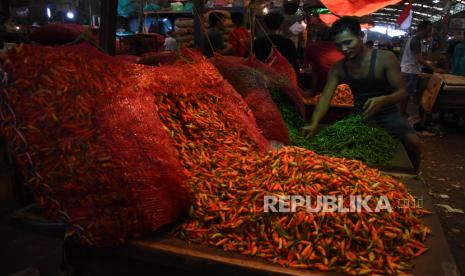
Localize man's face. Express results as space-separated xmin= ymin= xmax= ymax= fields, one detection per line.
xmin=333 ymin=29 xmax=364 ymax=60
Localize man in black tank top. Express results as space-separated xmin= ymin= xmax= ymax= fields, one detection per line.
xmin=301 ymin=17 xmax=421 ymax=173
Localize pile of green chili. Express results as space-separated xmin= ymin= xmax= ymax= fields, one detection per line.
xmin=270 ymin=88 xmax=397 ymax=165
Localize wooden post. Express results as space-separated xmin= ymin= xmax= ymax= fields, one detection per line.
xmin=193 ymin=0 xmax=205 ymax=51
xmin=0 ymin=0 xmax=10 ymax=20
xmin=99 ymin=0 xmax=118 ymax=55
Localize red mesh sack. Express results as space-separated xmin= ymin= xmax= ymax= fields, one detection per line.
xmin=243 ymin=90 xmax=289 ymax=144
xmin=211 ymin=56 xmax=267 ymax=97
xmin=144 ymin=48 xmax=269 ymax=152
xmin=244 ymin=55 xmax=306 ymax=118
xmin=266 ymin=48 xmax=299 ymax=86
xmin=28 ymin=23 xmax=97 ymax=45
xmin=266 ymin=49 xmax=306 ymax=118
xmin=211 ymin=56 xmax=289 ymax=144
xmin=138 ymin=51 xmax=178 ymax=66
xmin=115 ymin=54 xmax=141 ymax=64
xmin=1 ymin=43 xmax=190 ymax=246
xmin=243 ymin=56 xmax=282 ymax=87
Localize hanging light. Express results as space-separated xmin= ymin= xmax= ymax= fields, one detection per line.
xmin=66 ymin=10 xmax=75 ymax=19
xmin=263 ymin=7 xmax=269 ymax=14
xmin=46 ymin=7 xmax=52 ymax=18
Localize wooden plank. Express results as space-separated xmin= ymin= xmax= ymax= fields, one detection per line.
xmin=193 ymin=0 xmax=205 ymax=49
xmin=119 ymin=235 xmax=335 ymax=276
xmin=99 ymin=0 xmax=117 ymax=55
xmin=402 ymin=178 xmax=459 ymax=275
xmin=374 ymin=141 xmax=415 ymax=175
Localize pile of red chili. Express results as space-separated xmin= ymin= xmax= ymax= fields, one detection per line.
xmin=305 ymin=84 xmax=354 ymax=106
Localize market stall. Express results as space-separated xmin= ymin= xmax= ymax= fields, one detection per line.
xmin=0 ymin=43 xmax=450 ymax=275
xmin=1 ymin=0 xmax=464 ymax=275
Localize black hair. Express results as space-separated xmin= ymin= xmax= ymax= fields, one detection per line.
xmin=231 ymin=12 xmax=244 ymax=26
xmin=263 ymin=12 xmax=284 ymax=30
xmin=283 ymin=0 xmax=300 ymax=15
xmin=209 ymin=12 xmax=225 ymax=27
xmin=330 ymin=17 xmax=362 ymax=38
xmin=417 ymin=20 xmax=432 ymax=31
xmin=366 ymin=40 xmax=374 ymax=47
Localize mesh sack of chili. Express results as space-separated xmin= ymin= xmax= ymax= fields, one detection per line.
xmin=28 ymin=23 xmax=98 ymax=45
xmin=244 ymin=54 xmax=306 ymax=118
xmin=243 ymin=55 xmax=283 ymax=87
xmin=114 ymin=54 xmax=141 ymax=64
xmin=266 ymin=48 xmax=299 ymax=87
xmin=211 ymin=56 xmax=289 ymax=144
xmin=138 ymin=51 xmax=178 ymax=66
xmin=0 ymin=43 xmax=191 ymax=246
xmin=148 ymin=47 xmax=270 ymax=152
xmin=266 ymin=48 xmax=305 ymax=118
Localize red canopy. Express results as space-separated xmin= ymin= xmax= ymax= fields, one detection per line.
xmin=319 ymin=14 xmax=340 ymax=26
xmin=320 ymin=0 xmax=401 ymax=17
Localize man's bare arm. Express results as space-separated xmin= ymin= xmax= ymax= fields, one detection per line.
xmin=302 ymin=63 xmax=340 ymax=137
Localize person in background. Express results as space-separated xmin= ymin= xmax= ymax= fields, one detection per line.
xmin=228 ymin=12 xmax=250 ymax=57
xmin=253 ymin=12 xmax=299 ymax=73
xmin=449 ymin=36 xmax=465 ymax=77
xmin=399 ymin=21 xmax=444 ymax=118
xmin=301 ymin=17 xmax=422 ymax=173
xmin=303 ymin=25 xmax=344 ymax=92
xmin=202 ymin=12 xmax=232 ymax=58
xmin=281 ymin=0 xmax=306 ymax=64
xmin=163 ymin=28 xmax=177 ymax=51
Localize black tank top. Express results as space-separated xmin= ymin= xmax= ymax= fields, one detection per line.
xmin=341 ymin=49 xmax=398 ymax=116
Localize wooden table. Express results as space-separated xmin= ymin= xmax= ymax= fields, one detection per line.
xmin=374 ymin=141 xmax=415 ymax=175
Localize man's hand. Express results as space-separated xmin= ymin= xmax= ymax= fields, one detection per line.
xmin=363 ymin=96 xmax=386 ymax=120
xmin=301 ymin=123 xmax=318 ymax=139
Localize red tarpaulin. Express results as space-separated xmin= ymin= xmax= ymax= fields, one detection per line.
xmin=319 ymin=14 xmax=340 ymax=26
xmin=320 ymin=0 xmax=401 ymax=17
